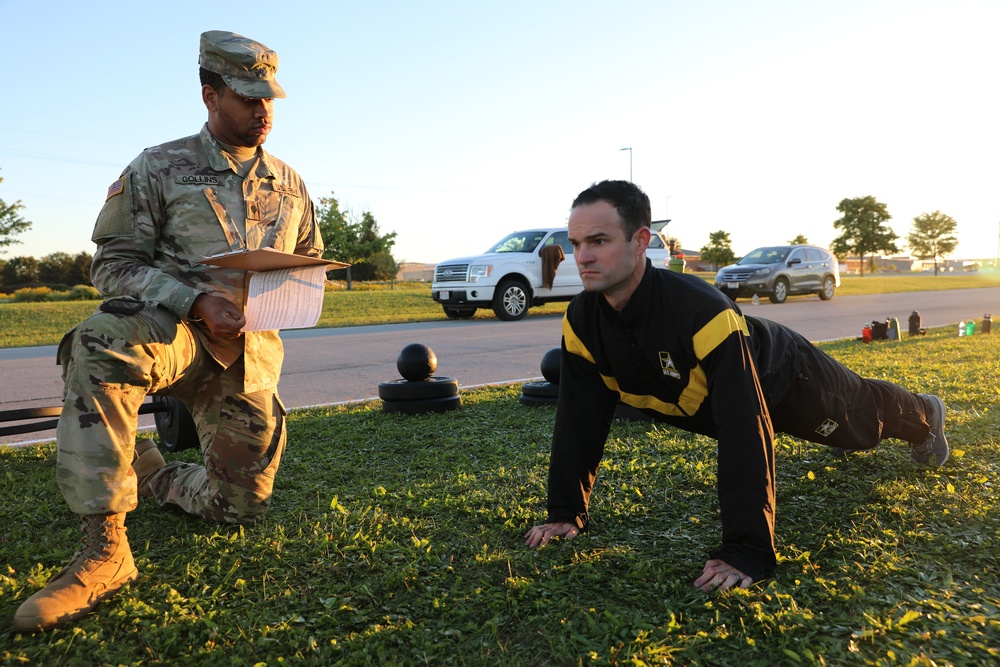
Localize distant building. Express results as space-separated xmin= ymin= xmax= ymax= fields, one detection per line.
xmin=396 ymin=263 xmax=435 ymax=282
xmin=840 ymin=255 xmax=979 ymax=274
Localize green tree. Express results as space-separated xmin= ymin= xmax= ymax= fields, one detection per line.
xmin=2 ymin=255 xmax=40 ymax=286
xmin=788 ymin=234 xmax=809 ymax=245
xmin=38 ymin=252 xmax=75 ymax=285
xmin=830 ymin=196 xmax=898 ymax=277
xmin=699 ymin=230 xmax=737 ymax=269
xmin=37 ymin=251 xmax=94 ymax=287
xmin=316 ymin=193 xmax=398 ymax=286
xmin=70 ymin=251 xmax=95 ymax=286
xmin=907 ymin=210 xmax=958 ymax=276
xmin=351 ymin=212 xmax=399 ymax=281
xmin=0 ymin=171 xmax=32 ymax=254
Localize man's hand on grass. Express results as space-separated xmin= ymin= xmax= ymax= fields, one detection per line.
xmin=693 ymin=559 xmax=754 ymax=592
xmin=524 ymin=522 xmax=580 ymax=548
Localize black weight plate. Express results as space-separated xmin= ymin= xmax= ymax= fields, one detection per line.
xmin=378 ymin=377 xmax=459 ymax=401
xmin=152 ymin=395 xmax=200 ymax=452
xmin=520 ymin=381 xmax=559 ymax=398
xmin=381 ymin=394 xmax=462 ymax=415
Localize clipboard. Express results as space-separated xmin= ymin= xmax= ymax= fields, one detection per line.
xmin=197 ymin=247 xmax=349 ymax=331
xmin=198 ymin=247 xmax=349 ymax=272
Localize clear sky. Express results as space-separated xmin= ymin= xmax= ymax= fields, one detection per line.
xmin=3 ymin=0 xmax=999 ymax=266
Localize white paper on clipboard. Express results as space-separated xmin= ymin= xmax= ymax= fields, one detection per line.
xmin=242 ymin=264 xmax=329 ymax=332
xmin=198 ymin=249 xmax=349 ymax=332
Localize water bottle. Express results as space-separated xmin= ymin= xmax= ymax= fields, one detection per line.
xmin=887 ymin=317 xmax=900 ymax=341
xmin=751 ymin=294 xmax=760 ymax=306
xmin=959 ymin=320 xmax=965 ymax=337
xmin=966 ymin=319 xmax=975 ymax=336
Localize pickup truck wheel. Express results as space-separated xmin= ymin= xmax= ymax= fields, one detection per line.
xmin=443 ymin=306 xmax=476 ymax=319
xmin=492 ymin=279 xmax=530 ymax=321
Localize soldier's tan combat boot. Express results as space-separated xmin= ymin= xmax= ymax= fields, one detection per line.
xmin=13 ymin=512 xmax=138 ymax=632
xmin=133 ymin=438 xmax=165 ymax=497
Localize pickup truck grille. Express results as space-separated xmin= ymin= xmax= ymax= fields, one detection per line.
xmin=435 ymin=263 xmax=470 ymax=282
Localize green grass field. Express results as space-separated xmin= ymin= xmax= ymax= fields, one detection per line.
xmin=2 ymin=327 xmax=999 ymax=665
xmin=1 ymin=273 xmax=998 ymax=349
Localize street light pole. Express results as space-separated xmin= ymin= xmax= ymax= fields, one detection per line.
xmin=620 ymin=147 xmax=632 ymax=182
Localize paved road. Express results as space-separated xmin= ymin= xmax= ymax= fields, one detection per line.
xmin=3 ymin=286 xmax=998 ymax=446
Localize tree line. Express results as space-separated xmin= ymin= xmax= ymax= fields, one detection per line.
xmin=698 ymin=195 xmax=961 ymax=276
xmin=0 ymin=174 xmax=400 ymax=292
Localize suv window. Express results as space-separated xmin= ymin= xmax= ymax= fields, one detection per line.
xmin=739 ymin=246 xmax=790 ymax=265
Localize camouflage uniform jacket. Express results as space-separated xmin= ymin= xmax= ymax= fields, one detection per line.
xmin=90 ymin=124 xmax=323 ymax=393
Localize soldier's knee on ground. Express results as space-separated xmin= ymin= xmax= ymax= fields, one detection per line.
xmin=208 ymin=483 xmax=274 ymax=524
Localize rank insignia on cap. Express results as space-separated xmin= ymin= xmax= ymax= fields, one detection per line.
xmin=106 ymin=178 xmax=125 ymax=201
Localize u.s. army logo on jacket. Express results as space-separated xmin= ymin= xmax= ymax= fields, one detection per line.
xmin=659 ymin=351 xmax=681 ymax=379
xmin=815 ymin=419 xmax=839 ymax=437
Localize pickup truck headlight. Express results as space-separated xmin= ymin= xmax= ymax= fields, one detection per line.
xmin=469 ymin=264 xmax=493 ymax=282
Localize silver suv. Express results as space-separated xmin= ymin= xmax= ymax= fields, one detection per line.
xmin=714 ymin=244 xmax=840 ymax=304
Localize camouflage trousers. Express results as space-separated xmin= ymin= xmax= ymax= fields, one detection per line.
xmin=56 ymin=304 xmax=287 ymax=524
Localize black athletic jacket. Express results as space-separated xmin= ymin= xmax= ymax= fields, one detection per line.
xmin=547 ymin=260 xmax=783 ymax=580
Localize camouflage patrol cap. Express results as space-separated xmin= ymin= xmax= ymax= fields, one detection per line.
xmin=199 ymin=30 xmax=286 ymax=99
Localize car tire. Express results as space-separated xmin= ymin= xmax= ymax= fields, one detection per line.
xmin=443 ymin=306 xmax=476 ymax=319
xmin=378 ymin=377 xmax=459 ymax=401
xmin=769 ymin=278 xmax=789 ymax=304
xmin=152 ymin=395 xmax=200 ymax=452
xmin=818 ymin=275 xmax=836 ymax=300
xmin=492 ymin=279 xmax=530 ymax=321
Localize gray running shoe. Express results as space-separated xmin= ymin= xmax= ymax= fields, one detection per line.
xmin=910 ymin=394 xmax=948 ymax=466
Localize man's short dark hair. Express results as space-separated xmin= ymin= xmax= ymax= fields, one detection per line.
xmin=572 ymin=180 xmax=652 ymax=240
xmin=199 ymin=67 xmax=227 ymax=94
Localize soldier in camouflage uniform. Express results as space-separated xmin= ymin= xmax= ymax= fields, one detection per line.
xmin=14 ymin=31 xmax=323 ymax=633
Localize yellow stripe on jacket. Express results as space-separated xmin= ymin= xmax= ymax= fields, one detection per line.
xmin=562 ymin=309 xmax=748 ymax=418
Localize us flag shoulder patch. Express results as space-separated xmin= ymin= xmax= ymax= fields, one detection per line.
xmin=106 ymin=178 xmax=125 ymax=201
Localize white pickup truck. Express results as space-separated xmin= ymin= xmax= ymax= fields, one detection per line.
xmin=431 ymin=227 xmax=671 ymax=320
